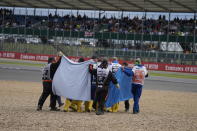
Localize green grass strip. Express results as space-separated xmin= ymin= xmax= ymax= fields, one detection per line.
xmin=150 ymin=72 xmax=197 ymax=79
xmin=0 ymin=61 xmax=44 ymax=67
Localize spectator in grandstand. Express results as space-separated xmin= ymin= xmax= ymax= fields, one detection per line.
xmin=131 ymin=58 xmax=148 ymax=114
xmin=89 ymin=59 xmax=120 ymax=115
xmin=1 ymin=8 xmax=196 ymax=40
xmin=1 ymin=8 xmax=195 ymax=36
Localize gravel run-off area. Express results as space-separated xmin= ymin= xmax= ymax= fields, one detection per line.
xmin=0 ymin=80 xmax=197 ymax=131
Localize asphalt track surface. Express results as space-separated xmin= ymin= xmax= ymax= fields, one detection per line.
xmin=0 ymin=64 xmax=197 ymax=92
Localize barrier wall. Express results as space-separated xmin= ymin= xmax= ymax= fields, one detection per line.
xmin=0 ymin=51 xmax=197 ymax=73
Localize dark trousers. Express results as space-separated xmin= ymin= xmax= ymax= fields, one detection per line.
xmin=124 ymin=100 xmax=130 ymax=110
xmin=56 ymin=96 xmax=62 ymax=106
xmin=132 ymin=83 xmax=142 ymax=112
xmin=91 ymin=84 xmax=97 ymax=100
xmin=38 ymin=81 xmax=57 ymax=109
xmin=94 ymin=87 xmax=108 ymax=112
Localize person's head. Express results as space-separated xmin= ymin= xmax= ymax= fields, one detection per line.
xmin=48 ymin=57 xmax=55 ymax=64
xmin=91 ymin=55 xmax=97 ymax=62
xmin=122 ymin=62 xmax=128 ymax=67
xmin=112 ymin=57 xmax=118 ymax=63
xmin=112 ymin=57 xmax=118 ymax=61
xmin=135 ymin=58 xmax=141 ymax=65
xmin=100 ymin=58 xmax=108 ymax=68
xmin=97 ymin=57 xmax=102 ymax=63
xmin=78 ymin=57 xmax=85 ymax=62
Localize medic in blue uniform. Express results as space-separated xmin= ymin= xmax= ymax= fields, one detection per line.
xmin=132 ymin=58 xmax=148 ymax=114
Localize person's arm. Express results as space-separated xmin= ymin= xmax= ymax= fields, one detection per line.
xmin=104 ymin=71 xmax=119 ymax=88
xmin=50 ymin=56 xmax=62 ymax=79
xmin=89 ymin=64 xmax=97 ymax=76
xmin=122 ymin=67 xmax=133 ymax=77
xmin=144 ymin=66 xmax=148 ymax=78
xmin=145 ymin=73 xmax=149 ymax=78
xmin=110 ymin=72 xmax=118 ymax=85
xmin=52 ymin=56 xmax=62 ymax=68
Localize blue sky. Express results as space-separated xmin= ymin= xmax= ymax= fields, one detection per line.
xmin=1 ymin=6 xmax=195 ymax=20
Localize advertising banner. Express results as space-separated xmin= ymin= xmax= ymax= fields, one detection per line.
xmin=0 ymin=51 xmax=197 ymax=73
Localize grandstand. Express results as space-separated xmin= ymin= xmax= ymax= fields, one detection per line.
xmin=0 ymin=0 xmax=196 ymax=65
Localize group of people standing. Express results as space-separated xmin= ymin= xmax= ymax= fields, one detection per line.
xmin=37 ymin=52 xmax=148 ymax=115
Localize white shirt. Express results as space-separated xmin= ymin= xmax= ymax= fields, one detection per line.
xmin=132 ymin=65 xmax=148 ymax=85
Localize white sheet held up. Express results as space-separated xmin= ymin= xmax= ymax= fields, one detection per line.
xmin=52 ymin=56 xmax=93 ymax=101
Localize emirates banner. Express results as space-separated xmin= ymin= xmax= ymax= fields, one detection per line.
xmin=0 ymin=51 xmax=197 ymax=73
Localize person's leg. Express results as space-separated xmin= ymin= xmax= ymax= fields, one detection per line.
xmin=49 ymin=82 xmax=59 ymax=111
xmin=70 ymin=102 xmax=77 ymax=111
xmin=92 ymin=88 xmax=99 ymax=110
xmin=71 ymin=100 xmax=83 ymax=112
xmin=56 ymin=96 xmax=64 ymax=107
xmin=76 ymin=100 xmax=83 ymax=112
xmin=111 ymin=103 xmax=119 ymax=112
xmin=132 ymin=84 xmax=142 ymax=114
xmin=85 ymin=101 xmax=93 ymax=112
xmin=63 ymin=99 xmax=72 ymax=112
xmin=91 ymin=85 xmax=97 ymax=100
xmin=124 ymin=100 xmax=130 ymax=112
xmin=90 ymin=85 xmax=97 ymax=111
xmin=95 ymin=88 xmax=102 ymax=115
xmin=97 ymin=88 xmax=108 ymax=115
xmin=111 ymin=105 xmax=115 ymax=112
xmin=37 ymin=82 xmax=50 ymax=110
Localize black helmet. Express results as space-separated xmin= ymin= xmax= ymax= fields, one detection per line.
xmin=78 ymin=57 xmax=85 ymax=62
xmin=48 ymin=57 xmax=55 ymax=64
xmin=91 ymin=55 xmax=97 ymax=59
xmin=101 ymin=59 xmax=108 ymax=68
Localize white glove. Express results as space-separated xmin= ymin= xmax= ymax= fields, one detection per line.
xmin=57 ymin=51 xmax=64 ymax=57
xmin=115 ymin=84 xmax=120 ymax=89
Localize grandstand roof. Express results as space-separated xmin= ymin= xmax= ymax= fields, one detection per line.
xmin=0 ymin=0 xmax=196 ymax=13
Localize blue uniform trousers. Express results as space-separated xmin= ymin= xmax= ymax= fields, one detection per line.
xmin=132 ymin=83 xmax=142 ymax=113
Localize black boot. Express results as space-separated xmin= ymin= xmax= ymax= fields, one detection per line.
xmin=133 ymin=110 xmax=140 ymax=114
xmin=96 ymin=108 xmax=104 ymax=115
xmin=59 ymin=103 xmax=64 ymax=107
xmin=125 ymin=108 xmax=129 ymax=112
xmin=50 ymin=107 xmax=60 ymax=111
xmin=37 ymin=105 xmax=42 ymax=111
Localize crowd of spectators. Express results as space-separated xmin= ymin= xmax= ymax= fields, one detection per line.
xmin=0 ymin=8 xmax=196 ymax=36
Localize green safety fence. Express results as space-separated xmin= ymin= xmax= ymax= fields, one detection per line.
xmin=96 ymin=49 xmax=197 ymax=65
xmin=0 ymin=27 xmax=196 ymax=43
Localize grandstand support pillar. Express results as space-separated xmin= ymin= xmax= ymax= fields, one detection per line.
xmin=167 ymin=0 xmax=172 ymax=52
xmin=25 ymin=8 xmax=27 ymax=35
xmin=167 ymin=11 xmax=171 ymax=51
xmin=99 ymin=10 xmax=105 ymax=20
xmin=55 ymin=8 xmax=57 ymax=16
xmin=77 ymin=10 xmax=79 ymax=16
xmin=121 ymin=11 xmax=123 ymax=19
xmin=192 ymin=12 xmax=196 ymax=65
xmin=34 ymin=8 xmax=36 ymax=16
xmin=1 ymin=8 xmax=5 ymax=46
xmin=47 ymin=9 xmax=49 ymax=44
xmin=99 ymin=10 xmax=101 ymax=19
xmin=140 ymin=0 xmax=146 ymax=50
xmin=193 ymin=12 xmax=196 ymax=53
xmin=140 ymin=11 xmax=146 ymax=50
xmin=12 ymin=7 xmax=15 ymax=15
